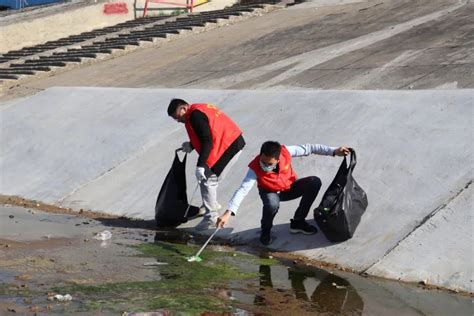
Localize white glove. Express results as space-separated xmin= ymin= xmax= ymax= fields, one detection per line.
xmin=181 ymin=141 xmax=193 ymax=153
xmin=195 ymin=167 xmax=207 ymax=183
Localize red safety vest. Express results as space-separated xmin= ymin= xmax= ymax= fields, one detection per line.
xmin=185 ymin=103 xmax=242 ymax=168
xmin=248 ymin=145 xmax=297 ymax=192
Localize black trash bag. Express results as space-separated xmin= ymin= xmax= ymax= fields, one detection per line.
xmin=155 ymin=151 xmax=199 ymax=227
xmin=314 ymin=149 xmax=368 ymax=242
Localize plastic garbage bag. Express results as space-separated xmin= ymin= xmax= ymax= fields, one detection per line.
xmin=155 ymin=151 xmax=199 ymax=227
xmin=314 ymin=149 xmax=368 ymax=242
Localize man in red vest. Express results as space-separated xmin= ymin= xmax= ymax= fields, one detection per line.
xmin=167 ymin=99 xmax=246 ymax=230
xmin=217 ymin=141 xmax=350 ymax=246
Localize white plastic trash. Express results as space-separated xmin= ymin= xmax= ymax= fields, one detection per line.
xmin=94 ymin=230 xmax=112 ymax=241
xmin=49 ymin=294 xmax=72 ymax=302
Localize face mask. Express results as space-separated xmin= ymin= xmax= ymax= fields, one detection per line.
xmin=260 ymin=160 xmax=277 ymax=172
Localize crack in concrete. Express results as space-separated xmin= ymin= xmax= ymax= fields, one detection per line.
xmin=360 ymin=179 xmax=473 ymax=274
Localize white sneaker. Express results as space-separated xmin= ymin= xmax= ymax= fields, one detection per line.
xmin=187 ymin=206 xmax=206 ymax=220
xmin=197 ymin=205 xmax=207 ymax=216
xmin=195 ymin=216 xmax=218 ymax=231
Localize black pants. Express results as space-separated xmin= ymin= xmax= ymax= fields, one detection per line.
xmin=258 ymin=176 xmax=322 ymax=233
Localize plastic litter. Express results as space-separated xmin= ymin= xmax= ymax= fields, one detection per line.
xmin=49 ymin=294 xmax=72 ymax=302
xmin=94 ymin=230 xmax=112 ymax=241
xmin=186 ymin=256 xmax=202 ymax=263
xmin=331 ymin=282 xmax=347 ymax=289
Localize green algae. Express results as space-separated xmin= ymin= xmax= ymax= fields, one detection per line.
xmin=136 ymin=242 xmax=256 ymax=288
xmin=53 ymin=241 xmax=267 ymax=314
xmin=257 ymin=257 xmax=279 ymax=266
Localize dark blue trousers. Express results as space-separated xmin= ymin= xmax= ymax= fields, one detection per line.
xmin=258 ymin=176 xmax=322 ymax=233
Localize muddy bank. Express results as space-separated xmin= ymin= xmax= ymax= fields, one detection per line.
xmin=0 ymin=194 xmax=120 ymax=219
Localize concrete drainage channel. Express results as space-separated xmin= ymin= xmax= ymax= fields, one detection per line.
xmin=0 ymin=0 xmax=282 ymax=82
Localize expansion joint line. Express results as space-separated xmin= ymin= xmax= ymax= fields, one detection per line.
xmin=360 ymin=179 xmax=473 ymax=274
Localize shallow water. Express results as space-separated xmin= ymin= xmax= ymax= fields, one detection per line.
xmin=2 ymin=236 xmax=472 ymax=315
xmin=0 ymin=206 xmax=472 ymax=315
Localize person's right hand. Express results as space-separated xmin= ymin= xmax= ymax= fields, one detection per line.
xmin=195 ymin=167 xmax=207 ymax=183
xmin=335 ymin=146 xmax=351 ymax=156
xmin=217 ymin=210 xmax=232 ymax=228
xmin=181 ymin=141 xmax=193 ymax=153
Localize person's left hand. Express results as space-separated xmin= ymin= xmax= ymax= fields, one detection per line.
xmin=181 ymin=141 xmax=193 ymax=153
xmin=335 ymin=146 xmax=351 ymax=156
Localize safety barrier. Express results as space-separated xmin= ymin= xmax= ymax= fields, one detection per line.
xmin=141 ymin=0 xmax=209 ymax=17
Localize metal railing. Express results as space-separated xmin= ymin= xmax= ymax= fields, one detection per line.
xmin=140 ymin=0 xmax=208 ymax=17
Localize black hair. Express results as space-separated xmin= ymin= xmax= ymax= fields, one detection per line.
xmin=167 ymin=98 xmax=188 ymax=116
xmin=260 ymin=141 xmax=281 ymax=159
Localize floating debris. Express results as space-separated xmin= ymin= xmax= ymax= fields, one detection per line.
xmin=48 ymin=294 xmax=72 ymax=302
xmin=332 ymin=282 xmax=347 ymax=289
xmin=186 ymin=256 xmax=202 ymax=263
xmin=94 ymin=230 xmax=112 ymax=241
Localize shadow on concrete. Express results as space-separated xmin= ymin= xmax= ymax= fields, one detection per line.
xmin=94 ymin=216 xmax=336 ymax=251
xmin=95 ymin=217 xmax=157 ymax=230
xmin=228 ymin=222 xmax=341 ymax=251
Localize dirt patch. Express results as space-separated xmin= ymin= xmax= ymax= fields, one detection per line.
xmin=0 ymin=194 xmax=120 ymax=219
xmin=0 ymin=237 xmax=75 ymax=250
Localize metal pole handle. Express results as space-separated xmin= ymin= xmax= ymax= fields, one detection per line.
xmin=195 ymin=227 xmax=220 ymax=258
xmin=183 ymin=183 xmax=199 ymax=219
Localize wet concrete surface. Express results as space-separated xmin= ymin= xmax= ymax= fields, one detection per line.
xmin=1 ymin=205 xmax=472 ymax=315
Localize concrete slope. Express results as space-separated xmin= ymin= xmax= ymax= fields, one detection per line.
xmin=0 ymin=87 xmax=472 ymax=292
xmin=365 ymin=182 xmax=473 ymax=292
xmin=6 ymin=0 xmax=471 ymax=98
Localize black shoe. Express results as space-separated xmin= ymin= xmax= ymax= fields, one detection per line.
xmin=290 ymin=219 xmax=318 ymax=235
xmin=260 ymin=230 xmax=273 ymax=246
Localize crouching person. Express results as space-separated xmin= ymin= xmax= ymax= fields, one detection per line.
xmin=216 ymin=141 xmax=350 ymax=246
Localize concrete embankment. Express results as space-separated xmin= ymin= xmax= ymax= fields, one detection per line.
xmin=0 ymin=87 xmax=472 ymax=293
